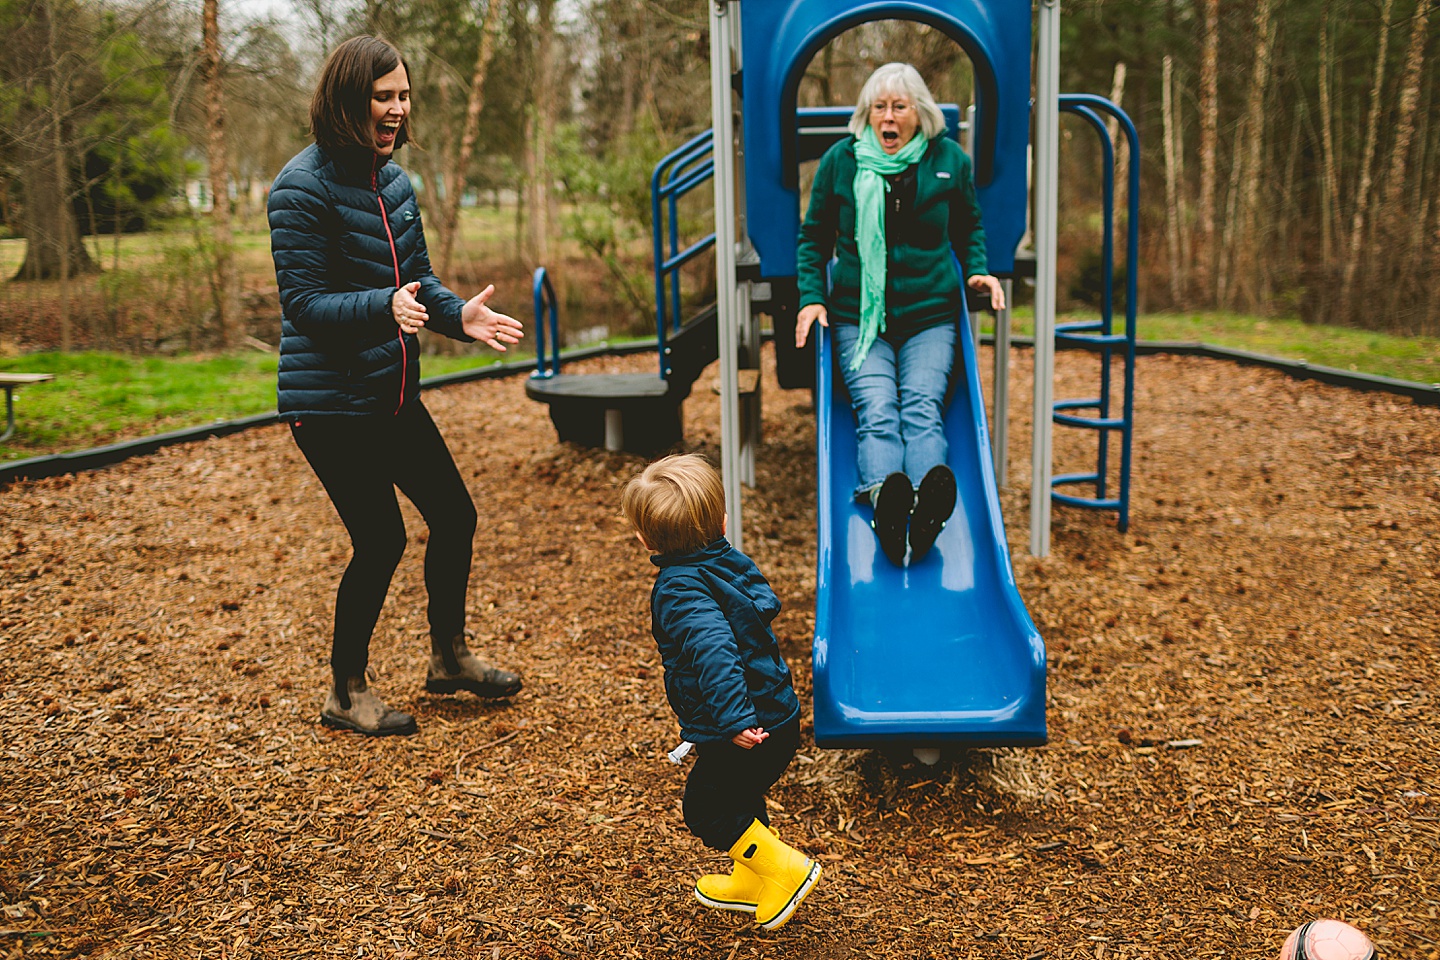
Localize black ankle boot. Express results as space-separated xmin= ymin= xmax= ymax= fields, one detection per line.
xmin=871 ymin=472 xmax=913 ymax=566
xmin=908 ymin=465 xmax=957 ymax=563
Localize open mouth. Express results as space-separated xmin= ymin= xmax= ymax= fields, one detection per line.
xmin=881 ymin=130 xmax=899 ymax=145
xmin=377 ymin=121 xmax=400 ymax=145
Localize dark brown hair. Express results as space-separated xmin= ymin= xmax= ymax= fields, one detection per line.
xmin=309 ymin=36 xmax=413 ymax=155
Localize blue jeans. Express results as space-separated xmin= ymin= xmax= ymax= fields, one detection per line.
xmin=833 ymin=321 xmax=956 ymax=500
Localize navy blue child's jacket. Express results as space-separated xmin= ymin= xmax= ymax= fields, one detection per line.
xmin=650 ymin=538 xmax=801 ymax=744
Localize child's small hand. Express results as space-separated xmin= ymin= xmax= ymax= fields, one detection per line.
xmin=731 ymin=727 xmax=768 ymax=749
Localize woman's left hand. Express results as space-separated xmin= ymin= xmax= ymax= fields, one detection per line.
xmin=461 ymin=284 xmax=525 ymax=351
xmin=967 ymin=274 xmax=1006 ymax=311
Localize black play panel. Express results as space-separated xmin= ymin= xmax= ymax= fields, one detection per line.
xmin=525 ymin=306 xmax=719 ymax=456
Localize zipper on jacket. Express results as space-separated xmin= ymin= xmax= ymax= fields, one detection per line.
xmin=374 ymin=166 xmax=406 ymax=415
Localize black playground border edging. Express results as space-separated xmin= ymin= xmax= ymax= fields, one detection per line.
xmin=2 ymin=335 xmax=1435 ymax=488
xmin=0 ymin=339 xmax=655 ymax=488
xmin=993 ymin=334 xmax=1440 ymax=407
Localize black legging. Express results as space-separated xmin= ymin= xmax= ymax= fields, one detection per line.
xmin=290 ymin=399 xmax=476 ymax=687
xmin=683 ymin=717 xmax=801 ymax=851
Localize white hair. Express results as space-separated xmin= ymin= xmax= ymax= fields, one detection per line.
xmin=848 ymin=62 xmax=947 ymax=140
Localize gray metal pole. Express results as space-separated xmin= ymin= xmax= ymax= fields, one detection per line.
xmin=1030 ymin=0 xmax=1059 ymax=557
xmin=992 ymin=278 xmax=1013 ymax=488
xmin=709 ymin=0 xmax=743 ymax=551
xmin=731 ymin=2 xmax=759 ymax=491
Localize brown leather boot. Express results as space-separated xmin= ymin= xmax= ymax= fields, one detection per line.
xmin=320 ymin=676 xmax=418 ymax=736
xmin=426 ymin=632 xmax=522 ymax=699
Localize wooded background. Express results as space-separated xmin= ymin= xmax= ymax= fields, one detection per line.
xmin=1 ymin=0 xmax=1436 ymax=351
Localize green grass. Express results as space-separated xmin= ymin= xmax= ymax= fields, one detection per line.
xmin=987 ymin=309 xmax=1440 ymax=387
xmin=0 ymin=352 xmax=279 ymax=462
xmin=0 ymin=348 xmax=539 ymax=464
xmin=0 ymin=332 xmax=667 ymax=463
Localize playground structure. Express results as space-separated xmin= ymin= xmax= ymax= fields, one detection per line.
xmin=526 ymin=0 xmax=1145 ymax=751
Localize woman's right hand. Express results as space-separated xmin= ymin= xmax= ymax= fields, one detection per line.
xmin=392 ymin=281 xmax=427 ymax=335
xmin=795 ymin=303 xmax=828 ymax=348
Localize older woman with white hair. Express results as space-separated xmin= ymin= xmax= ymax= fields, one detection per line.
xmin=796 ymin=62 xmax=1005 ymax=567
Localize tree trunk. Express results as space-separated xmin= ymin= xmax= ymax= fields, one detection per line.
xmin=1234 ymin=0 xmax=1273 ymax=312
xmin=617 ymin=1 xmax=640 ymax=136
xmin=203 ymin=0 xmax=239 ymax=349
xmin=1195 ymin=0 xmax=1219 ymax=302
xmin=436 ymin=0 xmax=502 ymax=279
xmin=525 ymin=0 xmax=555 ymax=265
xmin=1106 ymin=60 xmax=1128 ymax=254
xmin=13 ymin=0 xmax=97 ymax=294
xmin=12 ymin=150 xmax=96 ymax=285
xmin=1340 ymin=0 xmax=1396 ymax=309
xmin=1379 ymin=0 xmax=1432 ymax=224
xmin=1375 ymin=0 xmax=1435 ymax=331
xmin=1161 ymin=55 xmax=1183 ymax=306
xmin=1217 ymin=116 xmax=1245 ymax=308
xmin=1278 ymin=93 xmax=1305 ymax=259
xmin=1318 ymin=4 xmax=1339 ymax=266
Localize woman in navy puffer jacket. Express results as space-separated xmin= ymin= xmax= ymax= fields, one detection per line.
xmin=268 ymin=36 xmax=524 ymax=737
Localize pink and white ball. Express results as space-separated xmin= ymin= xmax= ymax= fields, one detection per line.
xmin=1279 ymin=920 xmax=1377 ymax=960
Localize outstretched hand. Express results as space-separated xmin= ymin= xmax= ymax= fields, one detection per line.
xmin=461 ymin=284 xmax=525 ymax=351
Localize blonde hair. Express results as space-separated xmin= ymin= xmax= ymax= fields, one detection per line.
xmin=848 ymin=62 xmax=947 ymax=141
xmin=621 ymin=454 xmax=725 ymax=555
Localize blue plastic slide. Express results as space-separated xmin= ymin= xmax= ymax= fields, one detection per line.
xmin=811 ymin=312 xmax=1047 ymax=748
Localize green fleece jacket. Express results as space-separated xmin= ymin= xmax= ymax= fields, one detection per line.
xmin=797 ymin=136 xmax=988 ymax=334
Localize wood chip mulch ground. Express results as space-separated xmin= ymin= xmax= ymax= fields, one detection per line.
xmin=1 ymin=343 xmax=1437 ymax=959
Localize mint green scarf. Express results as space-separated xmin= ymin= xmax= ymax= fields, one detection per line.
xmin=849 ymin=125 xmax=929 ymax=370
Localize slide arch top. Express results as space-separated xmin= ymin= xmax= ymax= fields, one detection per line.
xmin=739 ymin=0 xmax=1030 ymax=278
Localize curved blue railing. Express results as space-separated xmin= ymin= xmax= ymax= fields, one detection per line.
xmin=530 ymin=266 xmax=561 ymax=378
xmin=651 ymin=130 xmax=718 ymax=379
xmin=1052 ymin=93 xmax=1139 ymax=531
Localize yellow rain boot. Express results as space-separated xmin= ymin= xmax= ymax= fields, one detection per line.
xmin=695 ymin=826 xmax=777 ymax=913
xmin=727 ymin=820 xmax=822 ymax=930
xmin=694 ymin=859 xmax=764 ymax=913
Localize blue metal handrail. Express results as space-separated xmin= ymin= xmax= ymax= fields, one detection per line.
xmin=1061 ymin=104 xmax=1116 ymax=501
xmin=1054 ymin=93 xmax=1139 ymax=532
xmin=651 ymin=130 xmax=716 ymax=379
xmin=530 ymin=266 xmax=561 ymax=378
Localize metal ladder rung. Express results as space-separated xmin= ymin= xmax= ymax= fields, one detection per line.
xmin=1054 ymin=412 xmax=1126 ymax=429
xmin=1054 ymin=397 xmax=1102 ymax=411
xmin=1055 ymin=320 xmax=1104 ymax=333
xmin=1056 ymin=331 xmax=1128 ymax=346
xmin=1053 ymin=471 xmax=1101 ymax=486
xmin=1052 ymin=490 xmax=1123 ymax=511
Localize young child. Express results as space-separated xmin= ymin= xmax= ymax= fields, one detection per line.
xmin=621 ymin=454 xmax=822 ymax=930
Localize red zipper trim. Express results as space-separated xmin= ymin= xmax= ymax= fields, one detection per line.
xmin=374 ymin=167 xmax=406 ymax=415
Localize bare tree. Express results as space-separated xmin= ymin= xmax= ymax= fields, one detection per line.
xmin=1379 ymin=0 xmax=1433 ymax=224
xmin=434 ymin=0 xmax=502 ymax=278
xmin=1195 ymin=0 xmax=1219 ymax=302
xmin=202 ymin=0 xmax=239 ymax=348
xmin=1106 ymin=60 xmax=1128 ymax=256
xmin=524 ymin=0 xmax=555 ymax=265
xmin=9 ymin=0 xmax=99 ymax=291
xmin=1340 ymin=0 xmax=1397 ymax=309
xmin=1233 ymin=0 xmax=1273 ymax=311
xmin=1162 ymin=54 xmax=1184 ymax=305
xmin=1318 ymin=3 xmax=1339 ymax=266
